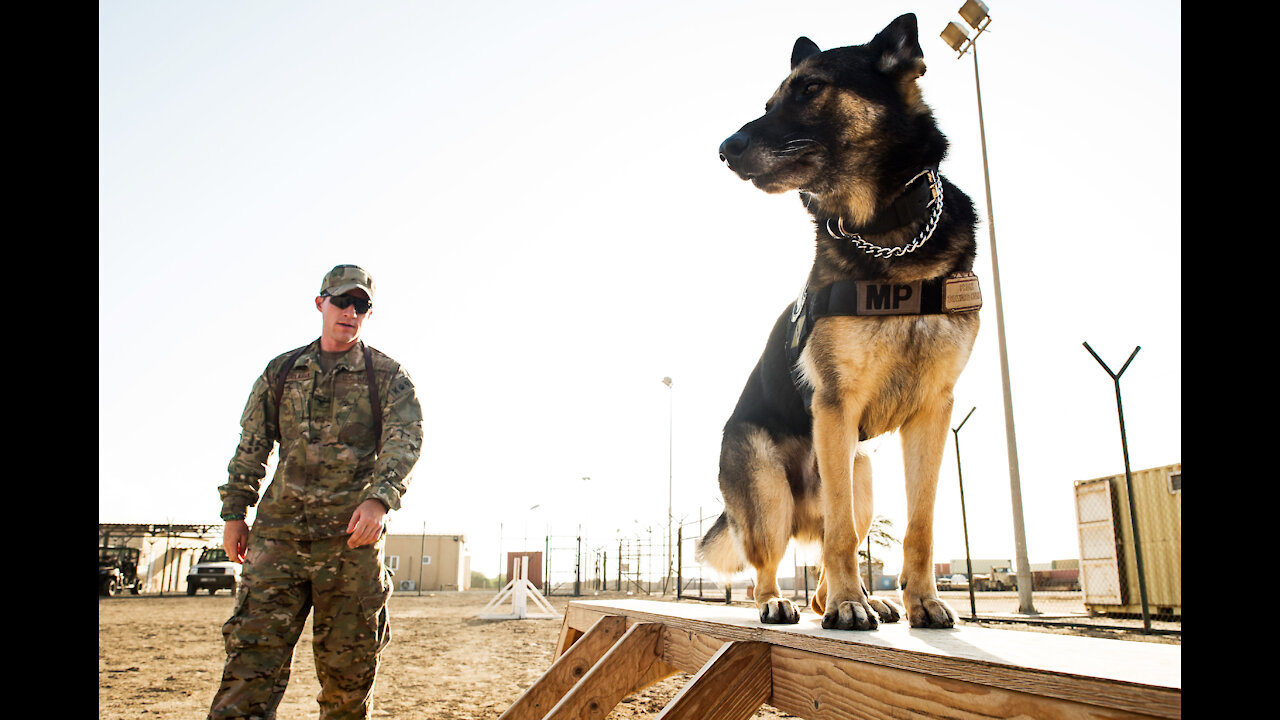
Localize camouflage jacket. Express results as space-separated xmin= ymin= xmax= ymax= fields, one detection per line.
xmin=219 ymin=339 xmax=424 ymax=540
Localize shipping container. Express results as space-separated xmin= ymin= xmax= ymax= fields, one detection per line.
xmin=1074 ymin=463 xmax=1181 ymax=617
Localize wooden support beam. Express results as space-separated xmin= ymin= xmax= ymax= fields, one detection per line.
xmin=553 ymin=619 xmax=583 ymax=660
xmin=770 ymin=644 xmax=1116 ymax=720
xmin=626 ymin=654 xmax=681 ymax=696
xmin=499 ymin=615 xmax=626 ymax=720
xmin=656 ymin=641 xmax=771 ymax=720
xmin=543 ymin=621 xmax=664 ymax=720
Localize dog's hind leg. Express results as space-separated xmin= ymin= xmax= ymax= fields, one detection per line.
xmin=720 ymin=426 xmax=801 ymax=624
xmin=898 ymin=395 xmax=959 ymax=628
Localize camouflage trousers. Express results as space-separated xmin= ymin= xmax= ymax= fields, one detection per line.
xmin=208 ymin=534 xmax=392 ymax=720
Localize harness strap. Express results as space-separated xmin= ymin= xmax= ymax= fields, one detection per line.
xmin=784 ymin=272 xmax=981 ymax=415
xmin=271 ymin=341 xmax=385 ymax=455
xmin=808 ymin=272 xmax=981 ymax=318
xmin=272 ymin=345 xmax=309 ymax=441
xmin=363 ymin=343 xmax=384 ymax=454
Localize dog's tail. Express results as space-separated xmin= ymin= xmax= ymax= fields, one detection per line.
xmin=695 ymin=512 xmax=746 ymax=575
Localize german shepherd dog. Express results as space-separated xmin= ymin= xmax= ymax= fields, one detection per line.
xmin=698 ymin=13 xmax=982 ymax=630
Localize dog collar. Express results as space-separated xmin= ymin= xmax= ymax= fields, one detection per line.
xmin=822 ymin=168 xmax=944 ymax=258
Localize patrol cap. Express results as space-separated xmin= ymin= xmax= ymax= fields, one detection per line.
xmin=320 ymin=264 xmax=375 ymax=299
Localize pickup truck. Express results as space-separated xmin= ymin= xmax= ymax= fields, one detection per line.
xmin=186 ymin=547 xmax=242 ymax=596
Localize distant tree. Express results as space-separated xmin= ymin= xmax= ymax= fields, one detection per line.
xmin=858 ymin=516 xmax=900 ymax=593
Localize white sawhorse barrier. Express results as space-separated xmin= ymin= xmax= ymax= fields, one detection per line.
xmin=477 ymin=555 xmax=560 ymax=620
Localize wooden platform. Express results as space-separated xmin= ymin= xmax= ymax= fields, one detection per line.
xmin=500 ymin=599 xmax=1180 ymax=719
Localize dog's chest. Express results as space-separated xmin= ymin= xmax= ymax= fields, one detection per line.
xmin=800 ymin=313 xmax=978 ymax=437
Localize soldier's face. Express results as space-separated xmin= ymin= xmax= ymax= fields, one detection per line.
xmin=316 ymin=290 xmax=372 ymax=351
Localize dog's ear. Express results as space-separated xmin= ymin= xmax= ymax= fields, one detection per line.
xmin=870 ymin=13 xmax=926 ymax=79
xmin=791 ymin=37 xmax=821 ymax=70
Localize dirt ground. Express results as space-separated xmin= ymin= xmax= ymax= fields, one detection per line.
xmin=99 ymin=589 xmax=1176 ymax=719
xmin=98 ymin=589 xmax=800 ymax=719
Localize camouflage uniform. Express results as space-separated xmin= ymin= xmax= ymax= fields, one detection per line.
xmin=211 ymin=535 xmax=393 ymax=719
xmin=209 ymin=269 xmax=423 ymax=720
xmin=217 ymin=339 xmax=422 ymax=539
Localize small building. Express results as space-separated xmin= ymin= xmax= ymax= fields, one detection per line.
xmin=384 ymin=533 xmax=470 ymax=592
xmin=506 ymin=551 xmax=544 ymax=590
xmin=1075 ymin=463 xmax=1181 ymax=617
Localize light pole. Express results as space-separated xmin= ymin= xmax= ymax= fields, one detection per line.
xmin=418 ymin=521 xmax=427 ymax=597
xmin=577 ymin=476 xmax=590 ymax=541
xmin=662 ymin=376 xmax=673 ymax=595
xmin=941 ymin=0 xmax=1036 ymax=615
xmin=523 ymin=504 xmax=540 ymax=549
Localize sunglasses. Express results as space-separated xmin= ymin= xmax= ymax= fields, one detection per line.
xmin=324 ymin=293 xmax=372 ymax=314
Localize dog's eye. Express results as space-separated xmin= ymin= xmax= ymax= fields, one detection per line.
xmin=803 ymin=81 xmax=824 ymax=96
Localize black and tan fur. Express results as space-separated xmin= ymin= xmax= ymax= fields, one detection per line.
xmin=698 ymin=14 xmax=980 ymax=630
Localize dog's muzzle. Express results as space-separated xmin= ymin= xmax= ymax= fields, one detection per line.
xmin=719 ymin=131 xmax=752 ymax=175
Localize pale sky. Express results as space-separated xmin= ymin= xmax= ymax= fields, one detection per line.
xmin=99 ymin=0 xmax=1181 ymax=578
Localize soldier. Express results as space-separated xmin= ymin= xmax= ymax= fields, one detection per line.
xmin=209 ymin=265 xmax=424 ymax=720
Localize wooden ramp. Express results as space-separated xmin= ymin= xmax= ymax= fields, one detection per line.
xmin=499 ymin=599 xmax=1180 ymax=719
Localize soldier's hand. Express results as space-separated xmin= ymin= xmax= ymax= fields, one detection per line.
xmin=346 ymin=499 xmax=388 ymax=549
xmin=224 ymin=520 xmax=250 ymax=563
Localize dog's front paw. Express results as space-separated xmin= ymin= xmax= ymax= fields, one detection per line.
xmin=759 ymin=597 xmax=801 ymax=624
xmin=867 ymin=595 xmax=902 ymax=624
xmin=821 ymin=598 xmax=880 ymax=631
xmin=906 ymin=595 xmax=957 ymax=628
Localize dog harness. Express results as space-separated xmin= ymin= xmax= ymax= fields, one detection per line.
xmin=785 ymin=273 xmax=983 ymax=413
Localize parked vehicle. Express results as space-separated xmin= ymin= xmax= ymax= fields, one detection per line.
xmin=99 ymin=546 xmax=142 ymax=596
xmin=186 ymin=547 xmax=242 ymax=596
xmin=972 ymin=566 xmax=1018 ymax=592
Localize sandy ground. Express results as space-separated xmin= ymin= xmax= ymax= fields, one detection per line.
xmin=100 ymin=589 xmax=1176 ymax=719
xmin=99 ymin=589 xmax=800 ymax=719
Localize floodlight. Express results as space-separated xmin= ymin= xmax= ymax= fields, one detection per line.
xmin=959 ymin=0 xmax=990 ymax=30
xmin=941 ymin=22 xmax=970 ymax=53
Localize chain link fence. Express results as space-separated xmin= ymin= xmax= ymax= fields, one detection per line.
xmin=539 ymin=533 xmax=677 ymax=597
xmin=528 ymin=462 xmax=1179 ymax=637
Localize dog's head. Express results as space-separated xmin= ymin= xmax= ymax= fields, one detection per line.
xmin=719 ymin=13 xmax=947 ymax=225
